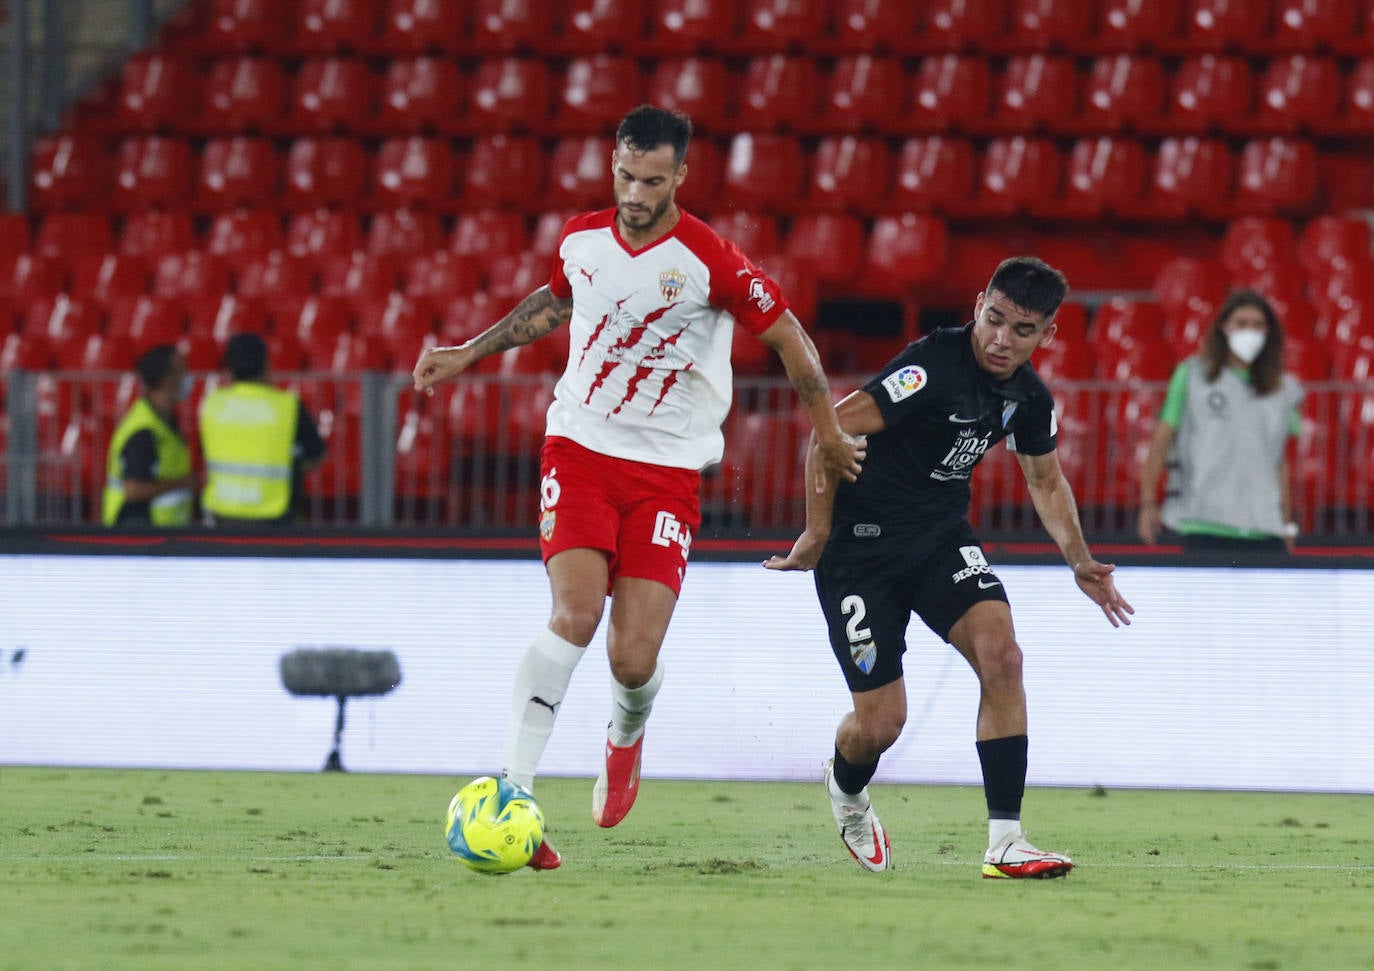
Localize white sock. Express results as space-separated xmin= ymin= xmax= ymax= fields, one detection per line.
xmin=607 ymin=660 xmax=664 ymax=748
xmin=988 ymin=817 xmax=1022 ymax=851
xmin=501 ymin=628 xmax=585 ymax=792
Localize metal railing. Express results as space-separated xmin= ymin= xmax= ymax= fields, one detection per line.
xmin=4 ymin=370 xmax=1372 ymax=541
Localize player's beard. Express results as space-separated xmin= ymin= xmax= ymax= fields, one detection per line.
xmin=616 ymin=195 xmax=672 ymax=233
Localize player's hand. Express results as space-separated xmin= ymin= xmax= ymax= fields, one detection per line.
xmin=1136 ymin=505 xmax=1161 ymax=544
xmin=763 ymin=530 xmax=827 ymax=572
xmin=1072 ymin=559 xmax=1134 ymax=628
xmin=813 ymin=433 xmax=866 ymax=493
xmin=412 ymin=345 xmax=473 ymax=396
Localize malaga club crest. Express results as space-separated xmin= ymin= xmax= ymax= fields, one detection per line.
xmin=659 ymin=268 xmax=686 ymax=302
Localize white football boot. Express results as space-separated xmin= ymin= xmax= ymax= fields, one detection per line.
xmin=823 ymin=758 xmax=891 ymax=872
xmin=982 ymin=831 xmax=1073 ymax=879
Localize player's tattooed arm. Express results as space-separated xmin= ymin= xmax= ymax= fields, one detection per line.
xmin=412 ymin=287 xmax=573 ymax=394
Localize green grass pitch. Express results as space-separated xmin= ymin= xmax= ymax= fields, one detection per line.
xmin=3 ymin=767 xmax=1372 ymax=970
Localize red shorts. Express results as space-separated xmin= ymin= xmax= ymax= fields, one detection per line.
xmin=538 ymin=436 xmax=701 ymax=596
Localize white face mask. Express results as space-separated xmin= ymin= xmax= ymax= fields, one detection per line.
xmin=1227 ymin=329 xmax=1267 ymax=365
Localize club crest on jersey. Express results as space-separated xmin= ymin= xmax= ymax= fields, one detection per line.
xmin=850 ymin=639 xmax=877 ymax=674
xmin=881 ymin=365 xmax=928 ymax=402
xmin=659 ymin=268 xmax=687 ymax=302
xmin=540 ymin=508 xmax=556 ymax=541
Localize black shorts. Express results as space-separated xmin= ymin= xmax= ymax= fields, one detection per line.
xmin=813 ymin=521 xmax=1010 ymax=693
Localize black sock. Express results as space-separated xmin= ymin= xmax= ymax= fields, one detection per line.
xmin=832 ymin=745 xmax=879 ymax=795
xmin=976 ymin=734 xmax=1028 ymax=819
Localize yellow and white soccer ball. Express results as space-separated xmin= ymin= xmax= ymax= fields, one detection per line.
xmin=445 ymin=776 xmax=545 ymax=874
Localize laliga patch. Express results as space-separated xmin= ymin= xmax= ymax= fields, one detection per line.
xmin=850 ymin=640 xmax=877 ymax=675
xmin=539 ymin=508 xmax=556 ymax=542
xmin=881 ymin=365 xmax=927 ymax=403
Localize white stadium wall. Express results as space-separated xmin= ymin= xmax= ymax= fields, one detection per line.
xmin=1 ymin=554 xmax=1372 ymax=793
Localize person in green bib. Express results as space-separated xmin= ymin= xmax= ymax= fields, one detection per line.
xmin=199 ymin=332 xmax=326 ymax=526
xmin=102 ymin=343 xmax=195 ymax=528
xmin=1138 ymin=289 xmax=1304 ymax=554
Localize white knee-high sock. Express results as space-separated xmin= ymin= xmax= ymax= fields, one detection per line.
xmin=502 ymin=628 xmax=585 ymax=792
xmin=607 ymin=661 xmax=664 ymax=748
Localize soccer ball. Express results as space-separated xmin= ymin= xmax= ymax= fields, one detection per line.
xmin=445 ymin=776 xmax=545 ymax=874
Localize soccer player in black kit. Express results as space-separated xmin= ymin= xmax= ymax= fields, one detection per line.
xmin=767 ymin=256 xmax=1134 ymax=877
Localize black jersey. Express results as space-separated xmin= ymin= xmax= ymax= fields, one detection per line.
xmin=830 ymin=323 xmax=1057 ymax=543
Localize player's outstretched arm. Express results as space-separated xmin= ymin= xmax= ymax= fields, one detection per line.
xmin=412 ymin=286 xmax=573 ymax=395
xmin=1017 ymin=449 xmax=1135 ymax=627
xmin=757 ymin=311 xmax=864 ymax=491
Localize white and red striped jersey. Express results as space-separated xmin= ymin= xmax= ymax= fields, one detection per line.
xmin=546 ymin=208 xmax=788 ymax=470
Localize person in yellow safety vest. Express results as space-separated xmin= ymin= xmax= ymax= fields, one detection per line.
xmin=199 ymin=332 xmax=326 ymax=525
xmin=102 ymin=344 xmax=195 ymax=527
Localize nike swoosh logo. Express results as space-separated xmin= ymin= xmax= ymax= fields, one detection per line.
xmin=948 ymin=414 xmax=980 ymax=423
xmin=977 ymin=578 xmax=1002 ymax=589
xmin=865 ymin=822 xmax=885 ymax=866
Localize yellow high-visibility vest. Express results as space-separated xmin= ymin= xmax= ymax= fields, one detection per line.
xmin=199 ymin=382 xmax=299 ymax=520
xmin=102 ymin=397 xmax=193 ymax=527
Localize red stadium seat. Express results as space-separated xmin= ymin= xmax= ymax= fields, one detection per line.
xmin=546 ymin=136 xmax=614 ymax=211
xmin=469 ymin=0 xmax=557 ymax=53
xmin=528 ymin=209 xmax=578 ymax=260
xmin=466 ymin=58 xmax=551 ymax=133
xmin=1094 ymin=336 xmax=1175 ymax=381
xmin=485 ymin=252 xmax=550 ymax=306
xmin=554 ymin=56 xmax=643 ymax=135
xmin=900 ymin=55 xmax=992 ymax=134
xmin=811 ymin=55 xmax=906 ymax=135
xmin=0 ymin=254 xmax=63 ymax=307
xmin=235 ymin=250 xmax=313 ymax=316
xmin=917 ymin=0 xmax=1009 ymax=53
xmin=1143 ymin=136 xmax=1233 ymax=220
xmin=187 ymin=292 xmax=269 ymax=345
xmin=461 ymin=134 xmax=546 ymax=209
xmin=731 ymin=0 xmax=829 ymax=55
xmin=784 ymin=213 xmax=866 ymax=286
xmin=205 ymin=209 xmax=284 ymax=262
xmin=1095 ymin=0 xmax=1184 ymax=52
xmin=1034 ymin=335 xmax=1095 ymax=381
xmin=285 ymin=294 xmax=354 ymax=350
xmin=287 ymin=57 xmax=374 ymax=133
xmin=366 ymin=208 xmax=444 ymax=258
xmin=1173 ymin=0 xmax=1273 ymax=54
xmin=857 ymin=213 xmax=948 ymax=297
xmin=892 ymin=136 xmax=977 ymax=214
xmin=556 ymin=0 xmax=648 ymax=54
xmin=111 ymin=136 xmax=194 ymax=210
xmin=647 ymin=58 xmax=732 ymax=132
xmin=357 ymin=292 xmax=433 ymax=365
xmin=291 ymin=0 xmax=380 ymax=55
xmin=1153 ymin=256 xmax=1228 ymax=318
xmin=1250 ymin=55 xmax=1341 ymax=135
xmin=803 ymin=136 xmax=891 ymax=214
xmin=998 ymin=0 xmax=1100 ymax=53
xmin=1156 ymin=55 xmax=1252 ymax=134
xmin=199 ymin=57 xmax=286 ymax=134
xmin=107 ymin=295 xmax=186 ymax=350
xmin=319 ymin=250 xmax=398 ymax=304
xmin=374 ymin=56 xmax=464 ymax=134
xmin=373 ymin=137 xmax=456 ymax=206
xmin=70 ymin=253 xmax=149 ymax=308
xmin=115 ymin=54 xmax=196 ymax=132
xmin=708 ymin=211 xmax=780 ymax=259
xmin=1077 ymin=54 xmax=1165 ymax=132
xmin=826 ymin=0 xmax=921 ymax=55
xmin=1231 ymin=138 xmax=1318 ymax=217
xmin=194 ymin=0 xmax=287 ymax=54
xmin=403 ymin=251 xmax=482 ymax=313
xmin=1056 ymin=136 xmax=1149 ymax=219
xmin=966 ymin=137 xmax=1060 ymax=218
xmin=326 ymin=330 xmax=391 ymax=371
xmin=152 ymin=251 xmax=232 ymax=309
xmin=1093 ymin=298 xmax=1167 ymax=346
xmin=28 ymin=296 xmax=98 ymax=369
xmin=735 ymin=56 xmax=819 ymax=132
xmin=1220 ymin=216 xmax=1295 ymax=277
xmin=197 ymin=136 xmax=281 ymax=210
xmin=449 ymin=210 xmax=528 ymax=273
xmin=721 ymin=133 xmax=805 ymax=214
xmin=34 ymin=211 xmax=112 ymax=270
xmin=285 ymin=208 xmax=363 ymax=260
xmin=1 ymin=331 xmax=54 ymax=371
xmin=28 ymin=134 xmax=109 ymax=210
xmin=1336 ymin=1 xmax=1374 ymax=55
xmin=117 ymin=210 xmax=194 ymax=259
xmin=673 ymin=135 xmax=722 ymax=213
xmin=1298 ymin=216 xmax=1372 ymax=280
xmin=645 ymin=0 xmax=737 ymax=54
xmin=985 ymin=54 xmax=1080 ymax=134
xmin=376 ymin=0 xmax=467 ymax=54
xmin=283 ymin=137 xmax=368 ymax=208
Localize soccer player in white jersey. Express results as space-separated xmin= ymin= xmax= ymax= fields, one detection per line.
xmin=413 ymin=106 xmax=864 ymax=870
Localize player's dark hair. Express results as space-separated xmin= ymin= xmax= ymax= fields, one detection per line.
xmin=135 ymin=343 xmax=179 ymax=390
xmin=223 ymin=332 xmax=269 ymax=381
xmin=986 ymin=256 xmax=1068 ymax=320
xmin=616 ymin=105 xmax=693 ymax=167
xmin=1201 ymin=288 xmax=1285 ymax=395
